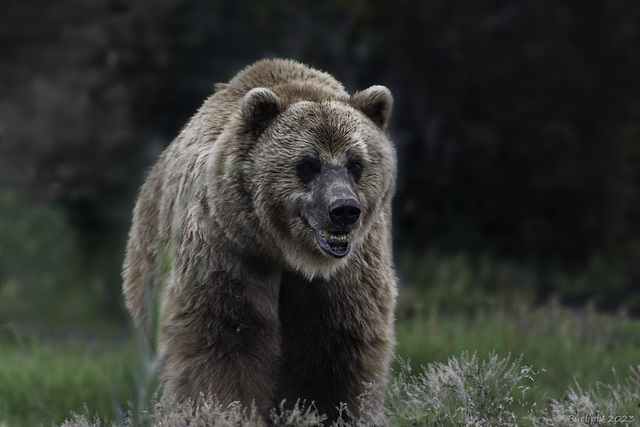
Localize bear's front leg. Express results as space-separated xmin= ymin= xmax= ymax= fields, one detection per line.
xmin=157 ymin=270 xmax=281 ymax=415
xmin=277 ymin=267 xmax=395 ymax=422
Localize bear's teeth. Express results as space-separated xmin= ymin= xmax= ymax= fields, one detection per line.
xmin=322 ymin=230 xmax=349 ymax=242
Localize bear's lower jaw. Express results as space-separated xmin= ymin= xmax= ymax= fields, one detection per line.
xmin=315 ymin=229 xmax=351 ymax=258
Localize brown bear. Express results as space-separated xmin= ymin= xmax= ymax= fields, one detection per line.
xmin=122 ymin=58 xmax=397 ymax=421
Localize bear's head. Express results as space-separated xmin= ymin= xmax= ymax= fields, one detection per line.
xmin=240 ymin=85 xmax=396 ymax=279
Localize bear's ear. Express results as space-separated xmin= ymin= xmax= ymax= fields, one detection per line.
xmin=241 ymin=87 xmax=282 ymax=136
xmin=350 ymin=85 xmax=393 ymax=130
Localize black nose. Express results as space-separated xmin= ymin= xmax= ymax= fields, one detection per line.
xmin=329 ymin=198 xmax=361 ymax=227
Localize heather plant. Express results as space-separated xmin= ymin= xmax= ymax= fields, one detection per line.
xmin=61 ymin=352 xmax=640 ymax=426
xmin=536 ymin=366 xmax=640 ymax=426
xmin=63 ymin=394 xmax=327 ymax=427
xmin=384 ymin=352 xmax=536 ymax=426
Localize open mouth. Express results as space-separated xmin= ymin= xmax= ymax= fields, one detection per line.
xmin=315 ymin=229 xmax=351 ymax=258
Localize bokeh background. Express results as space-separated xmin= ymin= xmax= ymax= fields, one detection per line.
xmin=2 ymin=1 xmax=640 ymax=425
xmin=2 ymin=0 xmax=640 ymax=326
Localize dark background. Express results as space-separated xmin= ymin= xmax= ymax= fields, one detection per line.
xmin=1 ymin=0 xmax=640 ymax=325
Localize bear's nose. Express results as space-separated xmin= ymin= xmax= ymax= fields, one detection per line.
xmin=329 ymin=198 xmax=361 ymax=227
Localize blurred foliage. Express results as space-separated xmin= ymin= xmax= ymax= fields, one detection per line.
xmin=379 ymin=1 xmax=640 ymax=272
xmin=397 ymin=250 xmax=640 ymax=318
xmin=0 ymin=190 xmax=123 ymax=328
xmin=0 ymin=190 xmax=77 ymax=319
xmin=1 ymin=0 xmax=640 ymax=305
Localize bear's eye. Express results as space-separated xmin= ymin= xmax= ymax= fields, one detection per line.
xmin=296 ymin=156 xmax=322 ymax=185
xmin=347 ymin=158 xmax=364 ymax=183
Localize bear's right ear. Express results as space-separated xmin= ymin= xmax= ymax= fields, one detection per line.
xmin=241 ymin=87 xmax=282 ymax=137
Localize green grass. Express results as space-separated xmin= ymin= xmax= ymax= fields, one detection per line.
xmin=394 ymin=250 xmax=640 ymax=417
xmin=395 ymin=298 xmax=640 ymax=416
xmin=0 ymin=334 xmax=139 ymax=427
xmin=1 ymin=298 xmax=638 ymax=426
xmin=0 ymin=231 xmax=639 ymax=425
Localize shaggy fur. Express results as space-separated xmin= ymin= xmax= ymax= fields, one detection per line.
xmin=122 ymin=59 xmax=397 ymax=420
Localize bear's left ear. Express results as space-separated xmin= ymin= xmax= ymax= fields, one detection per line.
xmin=350 ymin=85 xmax=393 ymax=130
xmin=241 ymin=87 xmax=282 ymax=136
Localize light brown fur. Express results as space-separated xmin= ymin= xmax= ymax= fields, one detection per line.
xmin=122 ymin=59 xmax=397 ymax=420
